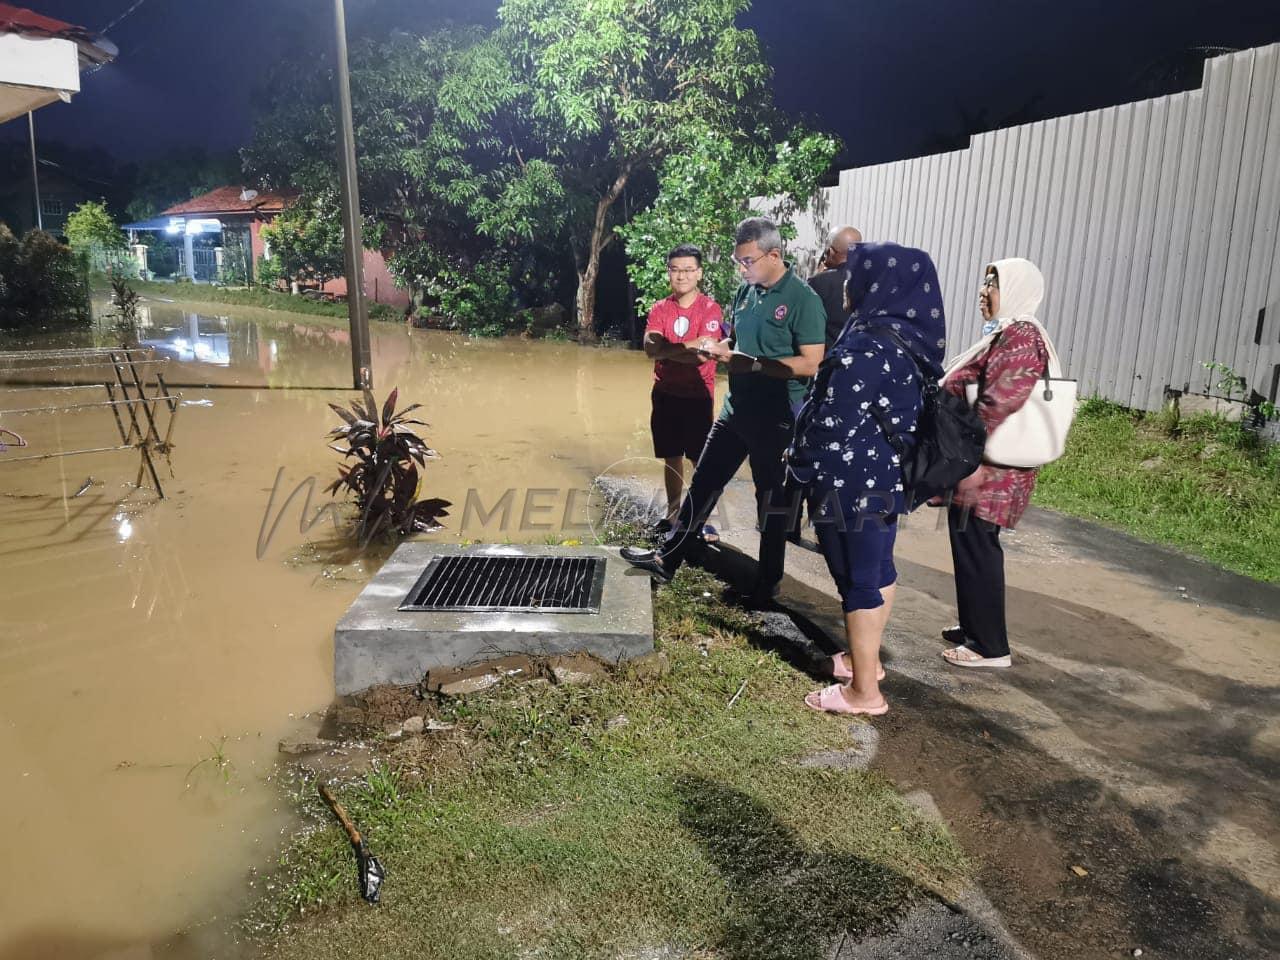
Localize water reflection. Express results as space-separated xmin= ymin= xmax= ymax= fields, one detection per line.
xmin=142 ymin=312 xmax=232 ymax=367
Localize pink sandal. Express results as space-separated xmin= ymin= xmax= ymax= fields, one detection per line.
xmin=941 ymin=645 xmax=1011 ymax=669
xmin=831 ymin=653 xmax=886 ymax=682
xmin=804 ymin=683 xmax=889 ymax=716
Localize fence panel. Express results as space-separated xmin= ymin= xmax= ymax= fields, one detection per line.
xmin=773 ymin=44 xmax=1280 ymax=411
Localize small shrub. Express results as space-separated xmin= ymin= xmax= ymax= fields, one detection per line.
xmin=429 ymin=259 xmax=516 ymax=336
xmin=219 ymin=229 xmax=252 ymax=286
xmin=0 ymin=224 xmax=90 ymax=329
xmin=256 ymin=254 xmax=284 ymax=289
xmin=109 ymin=275 xmax=142 ymax=345
xmin=326 ymin=388 xmax=452 ymax=544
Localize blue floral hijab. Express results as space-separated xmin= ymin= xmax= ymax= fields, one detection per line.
xmin=788 ymin=243 xmax=947 ymax=518
xmin=841 ymin=242 xmax=946 ymax=378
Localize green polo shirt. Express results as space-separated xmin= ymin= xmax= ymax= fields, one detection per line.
xmin=722 ymin=266 xmax=826 ymax=420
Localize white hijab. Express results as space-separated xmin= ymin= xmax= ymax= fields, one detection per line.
xmin=942 ymin=258 xmax=1045 ymax=380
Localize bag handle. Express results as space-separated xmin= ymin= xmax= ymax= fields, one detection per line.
xmin=1021 ymin=317 xmax=1063 ymax=379
xmin=975 ymin=319 xmax=1064 ymax=403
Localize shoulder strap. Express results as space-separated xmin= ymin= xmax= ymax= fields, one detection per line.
xmin=862 ymin=326 xmax=925 ymax=455
xmin=870 ymin=326 xmax=935 ymax=388
xmin=865 ymin=402 xmax=908 ymax=456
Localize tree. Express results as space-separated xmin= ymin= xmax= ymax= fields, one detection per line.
xmin=438 ymin=0 xmax=773 ymax=340
xmin=260 ymin=194 xmax=345 ymax=288
xmin=244 ymin=29 xmax=487 ymax=304
xmin=618 ymin=129 xmax=839 ymax=311
xmin=64 ymin=200 xmax=125 ymax=252
xmin=63 ymin=200 xmax=132 ymax=275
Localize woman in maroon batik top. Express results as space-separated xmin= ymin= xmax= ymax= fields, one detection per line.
xmin=938 ymin=258 xmax=1050 ymax=668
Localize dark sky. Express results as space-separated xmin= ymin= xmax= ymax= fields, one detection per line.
xmin=5 ymin=0 xmax=1280 ymax=168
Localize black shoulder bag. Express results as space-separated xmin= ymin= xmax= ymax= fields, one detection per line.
xmin=865 ymin=328 xmax=986 ymax=511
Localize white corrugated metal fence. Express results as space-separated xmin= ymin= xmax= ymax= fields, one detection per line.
xmin=784 ymin=44 xmax=1280 ymax=412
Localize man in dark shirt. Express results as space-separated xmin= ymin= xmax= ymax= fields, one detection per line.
xmin=621 ymin=217 xmax=826 ymax=606
xmin=808 ymin=225 xmax=863 ymax=348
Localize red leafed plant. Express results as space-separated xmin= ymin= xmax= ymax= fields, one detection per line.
xmin=326 ymin=388 xmax=450 ymax=543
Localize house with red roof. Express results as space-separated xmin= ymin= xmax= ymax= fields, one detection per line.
xmin=126 ymin=185 xmax=408 ymax=308
xmin=151 ymin=185 xmax=294 ymax=283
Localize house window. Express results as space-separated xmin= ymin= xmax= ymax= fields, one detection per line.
xmin=40 ymin=197 xmax=63 ymax=217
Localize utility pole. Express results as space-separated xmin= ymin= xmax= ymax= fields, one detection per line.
xmin=28 ymin=112 xmax=42 ymax=231
xmin=333 ymin=0 xmax=372 ymax=390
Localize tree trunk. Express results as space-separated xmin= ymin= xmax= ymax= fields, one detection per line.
xmin=575 ymin=165 xmax=631 ymax=344
xmin=575 ymin=259 xmax=600 ymax=344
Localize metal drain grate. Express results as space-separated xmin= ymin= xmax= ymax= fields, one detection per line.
xmin=399 ymin=555 xmax=606 ymax=613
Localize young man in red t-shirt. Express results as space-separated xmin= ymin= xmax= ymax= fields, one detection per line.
xmin=643 ymin=243 xmax=727 ymax=536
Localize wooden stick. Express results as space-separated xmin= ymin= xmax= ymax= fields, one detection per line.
xmin=318 ymin=782 xmax=363 ymax=847
xmin=727 ymin=678 xmax=748 ymax=710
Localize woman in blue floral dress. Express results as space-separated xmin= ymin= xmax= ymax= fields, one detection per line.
xmin=787 ymin=242 xmax=946 ymax=716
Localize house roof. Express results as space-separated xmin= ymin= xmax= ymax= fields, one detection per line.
xmin=161 ymin=186 xmax=295 ymax=217
xmin=0 ymin=3 xmax=116 ymax=65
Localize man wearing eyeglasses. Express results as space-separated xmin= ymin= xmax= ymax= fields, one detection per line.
xmin=642 ymin=243 xmax=727 ymax=537
xmin=623 ymin=217 xmax=826 ymax=608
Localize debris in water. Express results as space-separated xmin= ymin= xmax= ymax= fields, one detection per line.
xmin=73 ymin=477 xmax=95 ymax=498
xmin=0 ymin=427 xmax=27 ymax=450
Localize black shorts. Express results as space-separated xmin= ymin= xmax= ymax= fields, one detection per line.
xmin=651 ymin=387 xmax=714 ymax=461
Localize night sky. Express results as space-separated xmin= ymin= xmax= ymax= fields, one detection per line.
xmin=5 ymin=0 xmax=1280 ymax=168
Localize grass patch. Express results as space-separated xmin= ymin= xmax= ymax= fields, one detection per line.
xmin=251 ymin=566 xmax=968 ymax=959
xmin=114 ymin=278 xmax=402 ymax=322
xmin=1035 ymin=398 xmax=1280 ymax=581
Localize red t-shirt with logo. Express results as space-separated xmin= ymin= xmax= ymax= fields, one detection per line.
xmin=645 ymin=293 xmax=725 ymax=399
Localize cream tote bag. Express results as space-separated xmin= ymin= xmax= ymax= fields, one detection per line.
xmin=963 ymin=319 xmax=1077 ymax=468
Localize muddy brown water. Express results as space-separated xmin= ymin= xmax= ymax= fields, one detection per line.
xmin=0 ymin=298 xmax=687 ymax=959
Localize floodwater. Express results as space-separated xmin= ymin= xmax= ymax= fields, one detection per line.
xmin=0 ymin=298 xmax=693 ymax=959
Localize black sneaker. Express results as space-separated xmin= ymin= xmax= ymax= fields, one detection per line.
xmin=620 ymin=545 xmax=672 ymax=582
xmin=722 ymin=584 xmax=781 ymax=612
xmin=941 ymin=625 xmax=966 ymax=645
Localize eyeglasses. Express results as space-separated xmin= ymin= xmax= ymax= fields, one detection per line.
xmin=732 ymin=253 xmax=770 ymax=269
xmin=981 ymin=274 xmax=1000 ymax=290
xmin=667 ymin=267 xmax=700 ymax=276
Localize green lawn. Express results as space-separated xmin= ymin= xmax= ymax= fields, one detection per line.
xmin=116 ymin=278 xmax=402 ymax=322
xmin=250 ymin=566 xmax=968 ymax=960
xmin=1035 ymin=399 xmax=1280 ymax=582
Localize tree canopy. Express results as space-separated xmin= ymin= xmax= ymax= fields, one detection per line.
xmin=436 ymin=0 xmax=776 ymax=338
xmin=618 ymin=129 xmax=839 ymax=311
xmin=260 ymin=193 xmax=346 ymax=288
xmin=243 ymin=0 xmax=838 ymax=339
xmin=64 ymin=200 xmax=126 ymax=252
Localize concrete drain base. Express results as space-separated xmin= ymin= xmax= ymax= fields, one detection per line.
xmin=334 ymin=543 xmax=654 ymax=695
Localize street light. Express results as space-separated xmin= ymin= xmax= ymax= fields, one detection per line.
xmin=334 ymin=0 xmax=373 ymax=390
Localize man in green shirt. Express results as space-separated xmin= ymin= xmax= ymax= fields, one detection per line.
xmin=622 ymin=217 xmax=826 ymax=606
